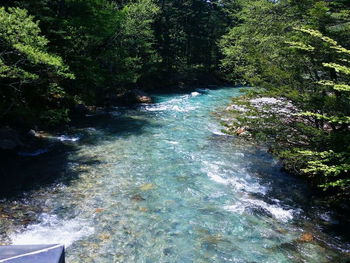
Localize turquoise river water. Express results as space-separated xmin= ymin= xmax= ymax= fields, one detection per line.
xmin=0 ymin=87 xmax=349 ymax=262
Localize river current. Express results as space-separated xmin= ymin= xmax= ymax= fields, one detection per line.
xmin=0 ymin=87 xmax=349 ymax=262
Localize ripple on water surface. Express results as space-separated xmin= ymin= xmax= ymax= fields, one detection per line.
xmin=1 ymin=87 xmax=349 ymax=262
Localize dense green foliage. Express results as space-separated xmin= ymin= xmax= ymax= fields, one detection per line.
xmin=0 ymin=0 xmax=230 ymax=126
xmin=0 ymin=7 xmax=74 ymax=125
xmin=221 ymin=0 xmax=350 ymax=198
xmin=1 ymin=0 xmax=160 ymax=124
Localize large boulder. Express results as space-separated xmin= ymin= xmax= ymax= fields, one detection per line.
xmin=0 ymin=127 xmax=23 ymax=150
xmin=106 ymin=89 xmax=153 ymax=105
xmin=133 ymin=89 xmax=152 ymax=103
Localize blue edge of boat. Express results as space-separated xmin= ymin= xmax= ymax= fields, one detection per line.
xmin=0 ymin=244 xmax=65 ymax=263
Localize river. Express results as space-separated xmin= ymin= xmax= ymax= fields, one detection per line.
xmin=0 ymin=87 xmax=349 ymax=262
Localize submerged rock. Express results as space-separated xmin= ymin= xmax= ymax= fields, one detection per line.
xmin=139 ymin=183 xmax=155 ymax=191
xmin=298 ymin=233 xmax=314 ymax=242
xmin=131 ymin=194 xmax=145 ymax=201
xmin=98 ymin=233 xmax=111 ymax=241
xmin=163 ymin=247 xmax=173 ymax=256
xmin=139 ymin=207 xmax=148 ymax=212
xmin=94 ymin=208 xmax=105 ymax=213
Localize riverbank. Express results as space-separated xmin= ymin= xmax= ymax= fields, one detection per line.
xmin=221 ymin=92 xmax=350 ymax=203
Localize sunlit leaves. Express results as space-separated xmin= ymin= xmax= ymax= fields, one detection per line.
xmin=0 ymin=6 xmax=74 ymax=124
xmin=299 ymin=150 xmax=350 ymax=190
xmin=317 ymin=80 xmax=350 ymax=92
xmin=0 ymin=7 xmax=73 ymax=81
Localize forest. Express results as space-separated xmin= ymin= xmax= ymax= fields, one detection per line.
xmin=0 ymin=0 xmax=349 ymax=200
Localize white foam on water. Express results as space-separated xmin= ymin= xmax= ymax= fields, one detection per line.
xmin=143 ymin=103 xmax=197 ymax=112
xmin=225 ymin=198 xmax=295 ymax=222
xmin=208 ymin=171 xmax=230 ymax=185
xmin=210 ymin=129 xmax=226 ymax=136
xmin=191 ymin=91 xmax=201 ymax=97
xmin=207 ymin=123 xmax=226 ymax=136
xmin=141 ymin=94 xmax=199 ymax=112
xmin=10 ymin=214 xmax=94 ymax=247
xmin=57 ymin=135 xmax=80 ymax=142
xmin=223 ymin=203 xmax=246 ymax=214
xmin=203 ymin=160 xmax=296 ymax=222
xmin=166 ymin=140 xmax=179 ymax=145
xmin=209 ymin=172 xmax=267 ymax=195
xmin=203 ymin=161 xmax=294 ymax=222
xmin=251 ymin=199 xmax=294 ymax=222
xmin=204 ymin=162 xmax=267 ymax=195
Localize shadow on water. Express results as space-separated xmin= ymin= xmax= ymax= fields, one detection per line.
xmin=0 ymin=112 xmax=155 ymax=199
xmin=73 ymin=112 xmax=161 ymax=145
xmin=232 ymin=141 xmax=350 ymax=254
xmin=0 ymin=111 xmax=156 ymax=242
xmin=0 ymin=143 xmax=79 ymax=198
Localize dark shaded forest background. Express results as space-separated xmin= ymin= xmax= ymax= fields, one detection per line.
xmin=1 ymin=0 xmax=233 ymax=126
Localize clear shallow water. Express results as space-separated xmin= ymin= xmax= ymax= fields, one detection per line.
xmin=1 ymin=87 xmax=350 ymax=262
